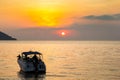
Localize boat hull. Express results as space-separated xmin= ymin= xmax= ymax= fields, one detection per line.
xmin=17 ymin=59 xmax=46 ymax=73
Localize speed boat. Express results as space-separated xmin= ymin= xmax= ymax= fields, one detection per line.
xmin=17 ymin=51 xmax=46 ymax=73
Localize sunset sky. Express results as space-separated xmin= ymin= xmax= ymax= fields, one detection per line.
xmin=0 ymin=0 xmax=120 ymax=40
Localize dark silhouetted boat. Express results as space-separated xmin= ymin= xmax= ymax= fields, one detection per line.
xmin=17 ymin=51 xmax=46 ymax=73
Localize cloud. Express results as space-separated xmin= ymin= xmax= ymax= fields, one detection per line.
xmin=83 ymin=14 xmax=120 ymax=20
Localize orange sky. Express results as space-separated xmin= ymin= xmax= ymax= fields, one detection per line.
xmin=0 ymin=0 xmax=120 ymax=28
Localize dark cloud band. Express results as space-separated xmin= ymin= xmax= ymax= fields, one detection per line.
xmin=83 ymin=14 xmax=120 ymax=20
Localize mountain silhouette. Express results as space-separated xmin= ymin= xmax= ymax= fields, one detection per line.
xmin=0 ymin=31 xmax=16 ymax=40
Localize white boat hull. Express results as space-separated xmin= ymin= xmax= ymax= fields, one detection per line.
xmin=17 ymin=59 xmax=46 ymax=73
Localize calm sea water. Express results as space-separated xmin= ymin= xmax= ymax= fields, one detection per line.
xmin=0 ymin=41 xmax=120 ymax=80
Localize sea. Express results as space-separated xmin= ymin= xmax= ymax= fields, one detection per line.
xmin=0 ymin=41 xmax=120 ymax=80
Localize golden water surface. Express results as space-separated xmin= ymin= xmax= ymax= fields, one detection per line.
xmin=0 ymin=41 xmax=120 ymax=80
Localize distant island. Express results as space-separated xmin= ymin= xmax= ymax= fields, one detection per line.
xmin=0 ymin=31 xmax=16 ymax=40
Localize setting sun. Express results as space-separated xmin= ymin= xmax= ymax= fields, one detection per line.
xmin=55 ymin=30 xmax=75 ymax=37
xmin=61 ymin=32 xmax=66 ymax=36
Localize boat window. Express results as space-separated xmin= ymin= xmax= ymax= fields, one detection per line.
xmin=26 ymin=54 xmax=40 ymax=59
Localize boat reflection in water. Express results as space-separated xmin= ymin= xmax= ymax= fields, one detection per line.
xmin=17 ymin=71 xmax=46 ymax=80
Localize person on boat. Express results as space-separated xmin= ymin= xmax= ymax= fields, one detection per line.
xmin=17 ymin=54 xmax=21 ymax=59
xmin=24 ymin=54 xmax=28 ymax=60
xmin=32 ymin=54 xmax=39 ymax=71
xmin=32 ymin=54 xmax=37 ymax=60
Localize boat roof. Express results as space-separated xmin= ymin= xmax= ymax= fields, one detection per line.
xmin=22 ymin=51 xmax=42 ymax=55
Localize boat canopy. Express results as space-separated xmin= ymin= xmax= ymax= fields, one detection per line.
xmin=22 ymin=51 xmax=42 ymax=55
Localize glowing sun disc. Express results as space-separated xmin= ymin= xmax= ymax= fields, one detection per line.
xmin=61 ymin=32 xmax=66 ymax=36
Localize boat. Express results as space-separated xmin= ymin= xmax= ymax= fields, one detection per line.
xmin=17 ymin=51 xmax=46 ymax=73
